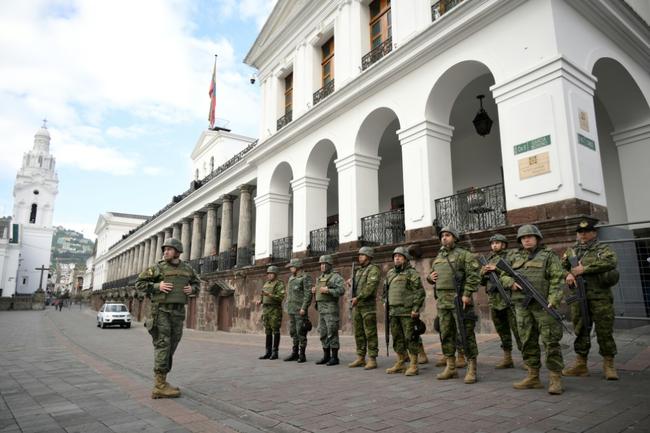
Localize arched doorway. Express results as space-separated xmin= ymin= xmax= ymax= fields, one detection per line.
xmin=268 ymin=162 xmax=294 ymax=261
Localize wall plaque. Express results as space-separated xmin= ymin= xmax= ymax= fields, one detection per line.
xmin=518 ymin=152 xmax=551 ymax=180
xmin=577 ymin=133 xmax=596 ymax=151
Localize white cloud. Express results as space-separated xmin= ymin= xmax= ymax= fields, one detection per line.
xmin=55 ymin=142 xmax=137 ymax=176
xmin=142 ymin=166 xmax=163 ymax=176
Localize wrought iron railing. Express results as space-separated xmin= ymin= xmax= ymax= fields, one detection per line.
xmin=201 ymin=255 xmax=219 ymax=274
xmin=360 ymin=209 xmax=405 ymax=246
xmin=309 ymin=224 xmax=339 ymax=256
xmin=272 ymin=236 xmax=293 ymax=262
xmin=361 ymin=38 xmax=393 ymax=71
xmin=188 ymin=258 xmax=203 ymax=274
xmin=434 ymin=183 xmax=506 ymax=233
xmin=313 ymin=80 xmax=335 ymax=106
xmin=431 ymin=0 xmax=464 ymax=22
xmin=236 ymin=246 xmax=255 ymax=267
xmin=276 ymin=110 xmax=293 ymax=131
xmin=218 ymin=249 xmax=237 ymax=272
xmin=101 ymin=274 xmax=138 ymax=290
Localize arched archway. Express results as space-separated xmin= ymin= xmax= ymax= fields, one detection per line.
xmin=268 ymin=162 xmax=294 ymax=260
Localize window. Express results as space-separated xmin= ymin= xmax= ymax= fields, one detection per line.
xmin=321 ymin=37 xmax=334 ymax=85
xmin=369 ymin=0 xmax=391 ymax=48
xmin=29 ymin=204 xmax=37 ymax=224
xmin=284 ymin=73 xmax=293 ymax=114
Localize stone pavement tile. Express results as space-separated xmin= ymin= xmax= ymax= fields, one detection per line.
xmin=109 ymin=420 xmax=155 ymax=432
xmin=51 ymin=412 xmax=96 ymax=428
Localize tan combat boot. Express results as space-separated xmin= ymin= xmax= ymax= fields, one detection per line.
xmin=464 ymin=358 xmax=477 ymax=384
xmin=435 ymin=354 xmax=446 ymax=367
xmin=436 ymin=357 xmax=458 ymax=380
xmin=151 ymin=373 xmax=181 ymax=399
xmin=456 ymin=351 xmax=467 ymax=368
xmin=348 ymin=355 xmax=366 ymax=368
xmin=364 ymin=357 xmax=377 ymax=370
xmin=404 ymin=353 xmax=419 ymax=376
xmin=495 ymin=350 xmax=514 ymax=369
xmin=603 ymin=357 xmax=619 ymax=380
xmin=513 ymin=367 xmax=544 ymax=389
xmin=548 ymin=371 xmax=563 ymax=395
xmin=417 ymin=344 xmax=429 ymax=364
xmin=562 ymin=355 xmax=589 ymax=377
xmin=386 ymin=353 xmax=407 ymax=374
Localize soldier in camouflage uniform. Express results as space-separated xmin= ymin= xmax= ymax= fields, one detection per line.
xmin=500 ymin=224 xmax=565 ymax=395
xmin=384 ymin=247 xmax=425 ymax=376
xmin=427 ymin=226 xmax=481 ymax=384
xmin=135 ymin=238 xmax=200 ymax=399
xmin=562 ymin=218 xmax=619 ymax=380
xmin=348 ymin=247 xmax=381 ymax=370
xmin=311 ymin=255 xmax=345 ymax=366
xmin=256 ymin=266 xmax=285 ymax=360
xmin=480 ymin=233 xmax=522 ymax=368
xmin=283 ymin=258 xmax=313 ymax=363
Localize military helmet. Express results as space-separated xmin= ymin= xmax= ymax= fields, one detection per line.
xmin=489 ymin=234 xmax=508 ymax=245
xmin=319 ymin=255 xmax=333 ymax=265
xmin=358 ymin=246 xmax=375 ymax=258
xmin=285 ymin=258 xmax=303 ymax=268
xmin=161 ymin=238 xmax=183 ymax=253
xmin=392 ymin=246 xmax=412 ymax=261
xmin=439 ymin=226 xmax=460 ymax=240
xmin=266 ymin=265 xmax=279 ymax=274
xmin=411 ymin=317 xmax=427 ymax=341
xmin=516 ymin=224 xmax=543 ymax=241
xmin=576 ymin=218 xmax=598 ymax=232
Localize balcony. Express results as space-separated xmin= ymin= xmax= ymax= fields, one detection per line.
xmin=361 ymin=38 xmax=393 ymax=71
xmin=431 ymin=0 xmax=464 ymax=22
xmin=218 ymin=248 xmax=237 ymax=271
xmin=313 ymin=80 xmax=335 ymax=106
xmin=434 ymin=183 xmax=506 ymax=233
xmin=309 ymin=224 xmax=339 ymax=256
xmin=272 ymin=236 xmax=293 ymax=262
xmin=276 ymin=110 xmax=292 ymax=131
xmin=360 ymin=209 xmax=405 ymax=246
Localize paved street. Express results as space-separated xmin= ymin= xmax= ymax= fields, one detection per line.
xmin=1 ymin=307 xmax=649 ymax=433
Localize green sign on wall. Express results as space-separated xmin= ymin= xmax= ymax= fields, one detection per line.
xmin=577 ymin=133 xmax=596 ymax=151
xmin=514 ymin=135 xmax=551 ymax=155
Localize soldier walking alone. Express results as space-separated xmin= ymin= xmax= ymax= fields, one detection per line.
xmin=135 ymin=238 xmax=200 ymax=399
xmin=312 ymin=255 xmax=345 ymax=366
xmin=257 ymin=266 xmax=285 ymax=360
xmin=283 ymin=258 xmax=313 ymax=363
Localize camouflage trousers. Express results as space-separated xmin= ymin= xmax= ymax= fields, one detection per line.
xmin=491 ymin=306 xmax=522 ymax=352
xmin=262 ymin=305 xmax=282 ymax=334
xmin=319 ymin=312 xmax=340 ymax=349
xmin=353 ymin=307 xmax=378 ymax=357
xmin=438 ymin=306 xmax=478 ymax=359
xmin=570 ymin=296 xmax=617 ymax=357
xmin=515 ymin=303 xmax=564 ymax=372
xmin=147 ymin=303 xmax=185 ymax=374
xmin=390 ymin=315 xmax=419 ymax=356
xmin=288 ymin=313 xmax=308 ymax=348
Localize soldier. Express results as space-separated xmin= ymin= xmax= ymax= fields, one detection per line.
xmin=384 ymin=247 xmax=425 ymax=376
xmin=500 ymin=224 xmax=565 ymax=395
xmin=257 ymin=266 xmax=285 ymax=360
xmin=562 ymin=218 xmax=619 ymax=380
xmin=283 ymin=258 xmax=313 ymax=363
xmin=311 ymin=255 xmax=345 ymax=366
xmin=135 ymin=238 xmax=200 ymax=399
xmin=480 ymin=233 xmax=522 ymax=368
xmin=427 ymin=226 xmax=480 ymax=384
xmin=348 ymin=246 xmax=381 ymax=370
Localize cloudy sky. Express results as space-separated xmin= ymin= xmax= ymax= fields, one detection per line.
xmin=0 ymin=0 xmax=275 ymax=239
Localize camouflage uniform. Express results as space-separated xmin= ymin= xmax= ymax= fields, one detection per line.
xmin=261 ymin=279 xmax=285 ymax=334
xmin=480 ymin=249 xmax=522 ymax=353
xmin=353 ymin=262 xmax=381 ymax=358
xmin=286 ymin=270 xmax=313 ymax=351
xmin=562 ymin=239 xmax=618 ymax=358
xmin=500 ymin=246 xmax=565 ymax=372
xmin=315 ymin=270 xmax=345 ymax=350
xmin=428 ymin=245 xmax=481 ymax=360
xmin=384 ymin=263 xmax=425 ymax=357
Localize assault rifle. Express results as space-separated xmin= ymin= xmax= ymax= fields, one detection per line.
xmin=350 ymin=262 xmax=357 ymax=320
xmin=452 ymin=274 xmax=471 ymax=356
xmin=495 ymin=258 xmax=571 ymax=333
xmin=478 ymin=256 xmax=512 ymax=307
xmin=384 ymin=278 xmax=390 ymax=356
xmin=566 ymin=256 xmax=592 ymax=335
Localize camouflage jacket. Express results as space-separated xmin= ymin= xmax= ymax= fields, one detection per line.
xmin=286 ymin=271 xmax=313 ymax=314
xmin=562 ymin=239 xmax=618 ymax=300
xmin=315 ymin=271 xmax=345 ymax=315
xmin=353 ymin=263 xmax=381 ymax=309
xmin=135 ymin=260 xmax=200 ymax=304
xmin=427 ymin=245 xmax=480 ymax=309
xmin=383 ymin=264 xmax=425 ymax=317
xmin=480 ymin=249 xmax=512 ymax=310
xmin=261 ymin=279 xmax=285 ymax=307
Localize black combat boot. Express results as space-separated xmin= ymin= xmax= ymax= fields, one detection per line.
xmin=326 ymin=348 xmax=340 ymax=366
xmin=316 ymin=348 xmax=331 ymax=365
xmin=269 ymin=333 xmax=280 ymax=360
xmin=297 ymin=345 xmax=307 ymax=363
xmin=284 ymin=345 xmax=299 ymax=361
xmin=259 ymin=334 xmax=272 ymax=359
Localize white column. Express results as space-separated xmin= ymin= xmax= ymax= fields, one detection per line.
xmin=392 ymin=0 xmax=430 ymax=46
xmin=190 ymin=212 xmax=204 ymax=260
xmin=612 ymin=123 xmax=650 ymax=222
xmin=398 ymin=120 xmax=454 ymax=231
xmin=204 ymin=203 xmax=219 ymax=257
xmin=254 ymin=192 xmax=291 ymax=260
xmin=335 ymin=153 xmax=381 ymax=244
xmin=334 ymin=0 xmax=363 ymax=87
xmin=293 ymin=43 xmax=307 ymax=118
xmin=180 ymin=218 xmax=192 ymax=261
xmin=291 ymin=176 xmax=330 ymax=253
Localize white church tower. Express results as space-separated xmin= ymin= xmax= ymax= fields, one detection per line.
xmin=12 ymin=122 xmax=59 ymax=294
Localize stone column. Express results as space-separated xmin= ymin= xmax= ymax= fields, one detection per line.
xmin=190 ymin=212 xmax=204 ymax=260
xmin=154 ymin=232 xmax=164 ymax=264
xmin=236 ymin=185 xmax=255 ymax=266
xmin=148 ymin=236 xmax=156 ymax=266
xmin=172 ymin=223 xmax=181 ymax=240
xmin=219 ymin=195 xmax=234 ymax=253
xmin=125 ymin=249 xmax=133 ymax=276
xmin=254 ymin=192 xmax=291 ymax=261
xmin=107 ymin=259 xmax=113 ymax=281
xmin=138 ymin=242 xmax=146 ymax=273
xmin=164 ymin=228 xmax=173 ymax=242
xmin=181 ymin=218 xmax=192 ymax=261
xmin=116 ymin=254 xmax=122 ymax=279
xmin=121 ymin=253 xmax=128 ymax=278
xmin=203 ymin=204 xmax=219 ymax=257
xmin=290 ymin=177 xmax=329 ymax=254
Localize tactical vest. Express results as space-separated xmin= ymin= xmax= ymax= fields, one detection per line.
xmin=510 ymin=249 xmax=551 ymax=300
xmin=152 ymin=263 xmax=194 ymax=304
xmin=262 ymin=280 xmax=283 ymax=306
xmin=315 ymin=273 xmax=336 ymax=303
xmin=355 ymin=264 xmax=379 ymax=307
xmin=432 ymin=249 xmax=463 ymax=292
xmin=387 ymin=270 xmax=413 ymax=309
